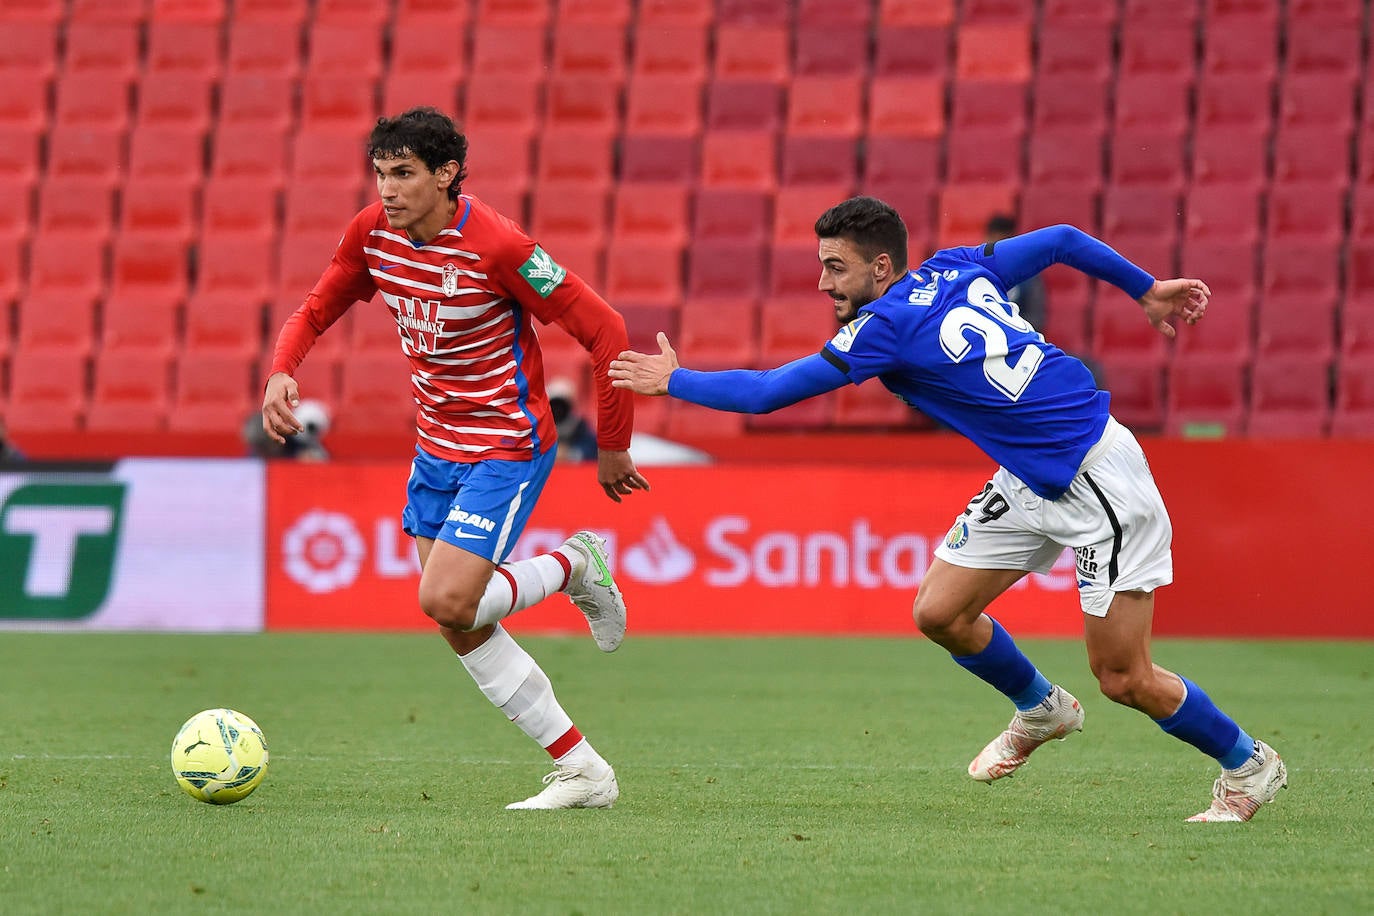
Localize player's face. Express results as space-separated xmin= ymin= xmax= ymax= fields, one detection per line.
xmin=817 ymin=236 xmax=884 ymax=324
xmin=373 ymin=152 xmax=457 ymax=240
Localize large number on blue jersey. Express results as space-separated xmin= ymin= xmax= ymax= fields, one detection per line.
xmin=938 ymin=277 xmax=1045 ymax=401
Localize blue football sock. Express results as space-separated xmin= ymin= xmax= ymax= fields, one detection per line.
xmin=952 ymin=618 xmax=1053 ymax=712
xmin=1155 ymin=676 xmax=1254 ymax=768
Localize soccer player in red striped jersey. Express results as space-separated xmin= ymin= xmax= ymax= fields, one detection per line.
xmin=262 ymin=108 xmax=650 ymax=810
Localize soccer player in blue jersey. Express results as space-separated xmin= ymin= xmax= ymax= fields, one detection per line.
xmin=609 ymin=197 xmax=1287 ymax=823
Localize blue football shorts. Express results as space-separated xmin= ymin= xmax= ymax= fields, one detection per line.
xmin=401 ymin=443 xmax=557 ymax=564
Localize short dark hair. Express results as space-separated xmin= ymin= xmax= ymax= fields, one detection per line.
xmin=814 ymin=196 xmax=908 ymax=273
xmin=367 ymin=107 xmax=468 ymax=199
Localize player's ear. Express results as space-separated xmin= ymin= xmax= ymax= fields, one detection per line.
xmin=873 ymin=252 xmax=894 ymax=282
xmin=435 ymin=160 xmax=459 ymax=189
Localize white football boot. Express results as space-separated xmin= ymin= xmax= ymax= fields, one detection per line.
xmin=968 ymin=685 xmax=1085 ymax=783
xmin=505 ymin=763 xmax=620 ymax=810
xmin=562 ymin=531 xmax=627 ymax=652
xmin=1186 ymin=739 xmax=1287 ymax=823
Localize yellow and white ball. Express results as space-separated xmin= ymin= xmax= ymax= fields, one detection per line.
xmin=171 ymin=708 xmax=269 ymax=805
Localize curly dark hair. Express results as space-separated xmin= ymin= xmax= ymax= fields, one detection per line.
xmin=367 ymin=107 xmax=469 ymax=199
xmin=814 ymin=196 xmax=909 ymax=274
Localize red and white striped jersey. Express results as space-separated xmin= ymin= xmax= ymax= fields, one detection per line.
xmin=271 ymin=195 xmax=631 ymax=462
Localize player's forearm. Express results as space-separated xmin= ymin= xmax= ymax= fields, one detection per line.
xmin=552 ymin=291 xmax=633 ymax=450
xmin=667 ymin=354 xmax=846 ymax=414
xmin=268 ymin=303 xmax=326 ymax=377
xmin=994 ymin=225 xmax=1155 ymax=299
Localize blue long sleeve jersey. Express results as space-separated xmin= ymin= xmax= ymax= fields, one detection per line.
xmin=666 ymin=224 xmax=1156 ymax=499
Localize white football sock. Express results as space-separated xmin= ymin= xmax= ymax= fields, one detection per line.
xmin=457 ymin=625 xmax=574 ymax=751
xmin=469 ymin=552 xmax=572 ymax=629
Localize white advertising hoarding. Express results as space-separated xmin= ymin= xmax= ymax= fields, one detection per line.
xmin=0 ymin=459 xmax=264 ymax=631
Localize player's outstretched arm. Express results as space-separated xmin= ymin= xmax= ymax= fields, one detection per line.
xmin=261 ymin=372 xmax=303 ymax=444
xmin=1137 ymin=277 xmax=1210 ymax=340
xmin=609 ymin=332 xmax=679 ymax=396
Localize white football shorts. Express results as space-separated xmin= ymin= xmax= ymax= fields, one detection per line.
xmin=933 ymin=417 xmax=1173 ymax=617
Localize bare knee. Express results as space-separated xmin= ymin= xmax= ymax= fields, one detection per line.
xmin=1094 ymin=666 xmax=1157 ymax=711
xmin=418 ymin=580 xmax=480 ymax=631
xmin=913 ymin=594 xmax=984 ymax=653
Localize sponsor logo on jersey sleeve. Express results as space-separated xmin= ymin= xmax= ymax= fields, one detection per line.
xmin=517 ymin=245 xmax=567 ymax=297
xmin=829 ymin=312 xmax=874 ymax=353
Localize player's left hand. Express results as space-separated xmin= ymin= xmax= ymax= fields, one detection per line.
xmin=1138 ymin=278 xmax=1210 ymax=339
xmin=596 ymin=449 xmax=651 ymax=503
xmin=609 ymin=332 xmax=679 ymax=396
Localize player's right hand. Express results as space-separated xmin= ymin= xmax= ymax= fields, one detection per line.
xmin=261 ymin=372 xmax=303 ymax=444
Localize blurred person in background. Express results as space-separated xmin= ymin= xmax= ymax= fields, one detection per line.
xmin=612 ymin=196 xmax=1286 ymax=824
xmin=243 ymin=399 xmax=331 ymax=461
xmin=547 ymin=376 xmax=599 ymax=463
xmin=261 ymin=107 xmax=650 ymax=810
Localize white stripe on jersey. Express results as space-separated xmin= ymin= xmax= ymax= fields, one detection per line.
xmin=370 ymin=228 xmax=481 ymax=260
xmin=363 ymin=246 xmax=488 ymax=280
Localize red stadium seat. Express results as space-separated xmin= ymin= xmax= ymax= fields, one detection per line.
xmin=1285 ymin=19 xmax=1360 ymax=80
xmin=126 ymin=125 xmax=205 ymax=188
xmin=604 ymin=241 xmax=683 ymax=306
xmin=0 ymin=72 xmax=50 ymax=132
xmin=290 ymin=124 xmax=374 ymax=188
xmin=544 ymin=77 xmax=621 ymax=132
xmin=389 ymin=18 xmax=467 ymax=83
xmin=183 ymin=292 xmax=265 ymax=356
xmin=1027 ymin=128 xmax=1104 ymax=190
xmin=781 ymin=136 xmax=859 ymax=187
xmin=677 ymin=294 xmax=760 ymax=369
xmin=17 ymin=293 xmax=97 ymax=355
xmin=864 ymin=136 xmax=941 ymax=187
xmin=63 ymin=22 xmax=139 ymax=78
xmin=1341 ymin=304 xmax=1374 ymax=359
xmin=0 ymin=235 xmax=20 ymax=305
xmin=1036 ymin=21 xmax=1113 ymax=80
xmin=699 ymin=131 xmax=777 ymax=190
xmin=0 ymin=123 xmax=40 ymax=186
xmin=873 ymin=25 xmax=951 ymax=77
xmin=201 ymin=177 xmax=278 ymax=239
xmin=1179 ymin=238 xmax=1258 ymax=303
xmin=713 ymin=25 xmax=790 ymax=83
xmin=1091 ymin=294 xmax=1168 ymax=361
xmin=691 ymin=189 xmax=770 ymax=244
xmin=101 ymin=293 xmax=180 ymax=357
xmin=197 ymin=233 xmax=278 ymax=304
xmin=630 ymin=24 xmax=708 ymax=78
xmin=395 ymin=0 xmax=471 ymax=23
xmin=625 ymin=76 xmax=703 ymax=136
xmin=300 ymin=73 xmax=378 ymax=128
xmin=560 ymin=0 xmax=631 ymax=24
xmin=220 ymin=73 xmax=296 ymax=129
xmin=152 ymin=0 xmax=227 ymax=21
xmin=1271 ymin=127 xmax=1350 ymax=186
xmin=638 ymin=0 xmax=713 ymax=25
xmin=1279 ymin=73 xmax=1356 ymax=135
xmin=1096 ymin=354 xmax=1166 ymax=432
xmin=745 ymin=394 xmax=836 ymax=432
xmin=944 ymin=128 xmax=1022 ymax=184
xmin=119 ymin=178 xmax=197 ymax=243
xmin=1195 ymin=74 xmax=1272 ymax=131
xmin=168 ymin=351 xmax=258 ymax=434
xmin=955 ymin=24 xmax=1030 ymax=81
xmin=773 ymin=185 xmax=849 ymax=244
xmin=618 ymin=134 xmax=697 ymax=183
xmin=146 ymin=21 xmax=221 ymax=77
xmin=0 ymin=183 xmax=30 ymax=242
xmin=758 ymin=295 xmax=837 ymax=365
xmin=786 ymin=76 xmax=863 ymax=138
xmin=4 ymin=348 xmax=87 ymax=433
xmin=1101 ymin=186 xmax=1181 ymax=246
xmin=1165 ymin=354 xmax=1247 ymax=437
xmin=0 ymin=21 xmax=58 ymax=77
xmin=1109 ymin=129 xmax=1186 ymax=189
xmin=1331 ymin=355 xmax=1374 ymax=436
xmin=534 ymin=126 xmax=615 ymax=189
xmin=1245 ymin=355 xmax=1331 ymax=437
xmin=27 ymin=234 xmax=106 ymax=304
xmin=833 ymin=382 xmax=921 ymax=429
xmin=716 ymin=0 xmax=789 ymax=24
xmin=109 ymin=234 xmax=191 ymax=309
xmin=1266 ymin=183 xmax=1346 ymax=244
xmin=705 ymin=80 xmax=783 ymax=132
xmin=1020 ymin=186 xmax=1099 ymax=234
xmin=962 ymin=0 xmax=1034 ymax=21
xmin=465 ymin=128 xmax=533 ymax=194
xmin=211 ymin=123 xmax=290 ymax=187
xmin=551 ymin=23 xmax=628 ymax=81
xmin=878 ymin=0 xmax=955 ymax=27
xmin=867 ymin=77 xmax=945 ymax=138
xmin=475 ymin=0 xmax=551 ymax=27
xmin=665 ymin=401 xmax=747 ymax=438
xmin=226 ymin=21 xmax=301 ymax=77
xmin=1114 ymin=74 xmax=1190 ymax=135
xmin=529 ymin=182 xmax=610 ymax=244
xmin=87 ymin=350 xmax=172 ymax=433
xmin=1031 ymin=74 xmax=1109 ymax=133
xmin=382 ymin=72 xmax=461 ymax=117
xmin=684 ymin=240 xmax=769 ymax=300
xmin=1119 ymin=22 xmax=1195 ymax=79
xmin=137 ymin=74 xmax=214 ymax=132
xmin=936 ymin=185 xmax=1017 ymax=248
xmin=611 ymin=183 xmax=689 ymax=245
xmin=766 ymin=243 xmax=822 ymax=298
xmin=37 ymin=176 xmax=115 ymax=241
xmin=1191 ymin=125 xmax=1269 ymax=186
xmin=1255 ymin=298 xmax=1337 ymax=362
xmin=1185 ymin=186 xmax=1261 ymax=244
xmin=794 ymin=24 xmax=867 ymax=76
xmin=951 ymin=81 xmax=1028 ymax=135
xmin=866 ymin=183 xmax=935 ymax=254
xmin=470 ymin=26 xmax=547 ymax=77
xmin=54 ymin=72 xmax=133 ymax=129
xmin=283 ymin=181 xmax=365 ymax=236
xmin=315 ymin=0 xmax=390 ymax=25
xmin=0 ymin=0 xmax=64 ymax=21
xmin=1201 ymin=17 xmax=1277 ymax=79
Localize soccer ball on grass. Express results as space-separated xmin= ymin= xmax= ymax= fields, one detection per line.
xmin=170 ymin=708 xmax=269 ymax=804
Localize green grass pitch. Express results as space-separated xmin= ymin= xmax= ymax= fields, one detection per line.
xmin=2 ymin=633 xmax=1371 ymax=915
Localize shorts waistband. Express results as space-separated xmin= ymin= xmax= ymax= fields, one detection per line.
xmin=1076 ymin=415 xmax=1122 ymax=476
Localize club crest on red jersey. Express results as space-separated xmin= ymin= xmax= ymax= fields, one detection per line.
xmin=442 ymin=263 xmax=460 ymax=297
